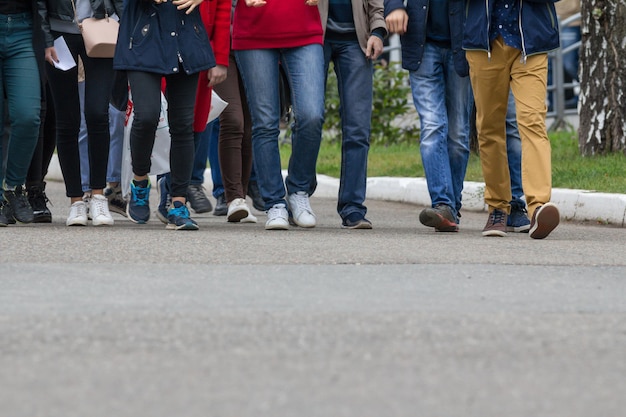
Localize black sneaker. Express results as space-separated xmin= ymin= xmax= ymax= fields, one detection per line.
xmin=247 ymin=180 xmax=265 ymax=211
xmin=187 ymin=184 xmax=213 ymax=213
xmin=482 ymin=209 xmax=507 ymax=237
xmin=3 ymin=185 xmax=34 ymax=223
xmin=0 ymin=201 xmax=16 ymax=226
xmin=27 ymin=182 xmax=52 ymax=223
xmin=419 ymin=204 xmax=458 ymax=232
xmin=529 ymin=202 xmax=560 ymax=239
xmin=213 ymin=193 xmax=227 ymax=216
xmin=341 ymin=212 xmax=372 ymax=229
xmin=103 ymin=183 xmax=128 ymax=217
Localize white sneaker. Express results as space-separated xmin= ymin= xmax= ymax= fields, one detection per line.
xmin=265 ymin=203 xmax=289 ymax=230
xmin=287 ymin=191 xmax=316 ymax=228
xmin=241 ymin=213 xmax=258 ymax=223
xmin=66 ymin=201 xmax=88 ymax=226
xmin=90 ymin=194 xmax=114 ymax=226
xmin=227 ymin=198 xmax=250 ymax=223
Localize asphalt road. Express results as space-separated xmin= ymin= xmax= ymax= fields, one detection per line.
xmin=1 ymin=180 xmax=625 ymax=417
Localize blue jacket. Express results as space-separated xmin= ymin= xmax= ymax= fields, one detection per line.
xmin=384 ymin=0 xmax=469 ymax=77
xmin=113 ymin=0 xmax=215 ymax=75
xmin=463 ymin=0 xmax=560 ymax=58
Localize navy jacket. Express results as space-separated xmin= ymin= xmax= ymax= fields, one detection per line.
xmin=113 ymin=0 xmax=215 ymax=75
xmin=384 ymin=0 xmax=469 ymax=77
xmin=463 ymin=0 xmax=560 ymax=58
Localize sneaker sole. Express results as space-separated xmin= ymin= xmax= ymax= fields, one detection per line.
xmin=92 ymin=217 xmax=114 ymax=226
xmin=529 ymin=203 xmax=560 ymax=239
xmin=227 ymin=207 xmax=249 ymax=223
xmin=419 ymin=210 xmax=458 ymax=232
xmin=482 ymin=229 xmax=507 ymax=237
xmin=506 ymin=224 xmax=531 ymax=233
xmin=288 ymin=216 xmax=316 ymax=228
xmin=166 ymin=222 xmax=199 ymax=230
xmin=265 ymin=220 xmax=289 ymax=230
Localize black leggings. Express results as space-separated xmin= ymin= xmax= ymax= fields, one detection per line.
xmin=126 ymin=70 xmax=199 ymax=198
xmin=46 ymin=32 xmax=114 ymax=197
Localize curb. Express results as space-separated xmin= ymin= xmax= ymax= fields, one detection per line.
xmin=47 ymin=155 xmax=626 ymax=227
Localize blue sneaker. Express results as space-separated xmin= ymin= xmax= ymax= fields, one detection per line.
xmin=507 ymin=205 xmax=531 ymax=233
xmin=127 ymin=179 xmax=151 ymax=224
xmin=156 ymin=176 xmax=171 ymax=224
xmin=166 ymin=201 xmax=199 ymax=230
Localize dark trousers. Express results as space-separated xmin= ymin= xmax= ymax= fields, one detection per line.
xmin=46 ymin=33 xmax=114 ymax=197
xmin=126 ymin=70 xmax=199 ymax=198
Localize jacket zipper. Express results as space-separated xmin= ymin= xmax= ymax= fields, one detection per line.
xmin=485 ymin=0 xmax=491 ymax=59
xmin=519 ymin=0 xmax=527 ymax=63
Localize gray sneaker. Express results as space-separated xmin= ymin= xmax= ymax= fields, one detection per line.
xmin=187 ymin=184 xmax=213 ymax=213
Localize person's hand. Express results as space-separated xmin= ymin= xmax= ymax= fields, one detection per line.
xmin=207 ymin=65 xmax=228 ymax=87
xmin=245 ymin=0 xmax=267 ymax=6
xmin=386 ymin=9 xmax=409 ymax=35
xmin=365 ymin=36 xmax=384 ymax=60
xmin=45 ymin=47 xmax=59 ymax=66
xmin=305 ymin=0 xmax=318 ymax=6
xmin=172 ymin=0 xmax=204 ymax=14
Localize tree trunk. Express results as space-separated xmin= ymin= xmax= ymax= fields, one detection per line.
xmin=579 ymin=0 xmax=626 ymax=155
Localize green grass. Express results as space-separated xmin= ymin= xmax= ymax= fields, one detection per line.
xmin=279 ymin=130 xmax=626 ymax=194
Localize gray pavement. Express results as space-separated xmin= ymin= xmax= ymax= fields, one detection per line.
xmin=1 ymin=180 xmax=626 ymax=417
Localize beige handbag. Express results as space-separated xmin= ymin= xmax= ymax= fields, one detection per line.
xmin=71 ymin=0 xmax=119 ymax=58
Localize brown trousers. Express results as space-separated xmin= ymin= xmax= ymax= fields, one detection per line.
xmin=213 ymin=53 xmax=253 ymax=204
xmin=466 ymin=37 xmax=553 ymax=217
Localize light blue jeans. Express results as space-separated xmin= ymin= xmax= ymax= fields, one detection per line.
xmin=0 ymin=12 xmax=41 ymax=196
xmin=235 ymin=44 xmax=325 ymax=210
xmin=409 ymin=42 xmax=471 ymax=221
xmin=324 ymin=38 xmax=372 ymax=220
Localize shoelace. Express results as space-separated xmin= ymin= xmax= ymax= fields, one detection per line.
xmin=132 ymin=185 xmax=149 ymax=206
xmin=291 ymin=194 xmax=313 ymax=214
xmin=71 ymin=202 xmax=87 ymax=218
xmin=188 ymin=185 xmax=206 ymax=200
xmin=490 ymin=210 xmax=507 ymax=225
xmin=169 ymin=204 xmax=190 ymax=219
xmin=267 ymin=204 xmax=286 ymax=219
xmin=91 ymin=197 xmax=110 ymax=218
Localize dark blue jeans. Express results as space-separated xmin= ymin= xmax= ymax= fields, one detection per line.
xmin=192 ymin=119 xmax=224 ymax=197
xmin=0 ymin=13 xmax=41 ymax=196
xmin=323 ymin=38 xmax=372 ymax=220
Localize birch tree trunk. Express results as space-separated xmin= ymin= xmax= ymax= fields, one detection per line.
xmin=579 ymin=0 xmax=626 ymax=155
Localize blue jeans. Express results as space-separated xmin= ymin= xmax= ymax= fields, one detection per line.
xmin=324 ymin=39 xmax=371 ymax=220
xmin=195 ymin=119 xmax=224 ymax=197
xmin=409 ymin=42 xmax=470 ymax=221
xmin=0 ymin=13 xmax=41 ymax=195
xmin=235 ymin=44 xmax=325 ymax=209
xmin=505 ymin=89 xmax=525 ymax=208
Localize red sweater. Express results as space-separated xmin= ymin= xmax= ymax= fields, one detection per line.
xmin=232 ymin=1 xmax=323 ymax=50
xmin=193 ymin=0 xmax=232 ymax=133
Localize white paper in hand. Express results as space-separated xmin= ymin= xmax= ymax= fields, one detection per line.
xmin=52 ymin=36 xmax=77 ymax=71
xmin=208 ymin=90 xmax=228 ymax=124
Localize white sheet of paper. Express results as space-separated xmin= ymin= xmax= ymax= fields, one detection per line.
xmin=208 ymin=90 xmax=228 ymax=124
xmin=53 ymin=36 xmax=77 ymax=71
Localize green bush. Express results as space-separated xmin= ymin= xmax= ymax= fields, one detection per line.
xmin=323 ymin=62 xmax=420 ymax=146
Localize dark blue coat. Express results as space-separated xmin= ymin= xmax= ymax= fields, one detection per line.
xmin=384 ymin=0 xmax=469 ymax=77
xmin=113 ymin=0 xmax=215 ymax=75
xmin=463 ymin=0 xmax=560 ymax=58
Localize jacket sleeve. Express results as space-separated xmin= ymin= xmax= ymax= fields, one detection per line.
xmin=37 ymin=0 xmax=54 ymax=48
xmin=369 ymin=0 xmax=388 ymax=38
xmin=384 ymin=0 xmax=405 ymax=17
xmin=211 ymin=0 xmax=232 ymax=67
